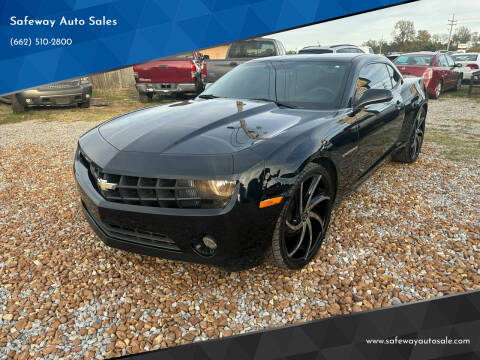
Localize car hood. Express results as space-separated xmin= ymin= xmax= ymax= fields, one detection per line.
xmin=98 ymin=98 xmax=332 ymax=155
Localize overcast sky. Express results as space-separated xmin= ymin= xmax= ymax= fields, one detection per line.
xmin=268 ymin=0 xmax=480 ymax=51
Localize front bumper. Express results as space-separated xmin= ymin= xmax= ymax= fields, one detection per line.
xmin=17 ymin=84 xmax=92 ymax=106
xmin=135 ymin=82 xmax=196 ymax=94
xmin=74 ymin=151 xmax=282 ymax=270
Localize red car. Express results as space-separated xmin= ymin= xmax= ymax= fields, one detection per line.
xmin=393 ymin=52 xmax=462 ymax=99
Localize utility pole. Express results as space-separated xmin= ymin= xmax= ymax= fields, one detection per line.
xmin=446 ymin=14 xmax=457 ymax=51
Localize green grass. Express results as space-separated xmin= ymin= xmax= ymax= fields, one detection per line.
xmin=425 ymin=120 xmax=480 ymax=162
xmin=441 ymin=85 xmax=480 ymax=102
xmin=0 ymin=89 xmax=179 ymax=125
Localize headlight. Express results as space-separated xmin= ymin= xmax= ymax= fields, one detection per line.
xmin=174 ymin=180 xmax=236 ymax=209
xmin=196 ymin=180 xmax=236 ymax=198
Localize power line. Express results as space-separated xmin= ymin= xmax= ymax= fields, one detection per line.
xmin=446 ymin=14 xmax=458 ymax=51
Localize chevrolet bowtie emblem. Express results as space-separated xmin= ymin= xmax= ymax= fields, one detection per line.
xmin=97 ymin=178 xmax=117 ymax=191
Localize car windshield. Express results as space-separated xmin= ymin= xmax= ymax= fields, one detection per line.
xmin=394 ymin=55 xmax=434 ymax=66
xmin=298 ymin=49 xmax=333 ymax=54
xmin=452 ymin=54 xmax=478 ymax=62
xmin=201 ymin=60 xmax=350 ymax=110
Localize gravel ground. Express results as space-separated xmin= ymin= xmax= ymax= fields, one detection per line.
xmin=429 ymin=97 xmax=480 ymax=137
xmin=0 ymin=98 xmax=479 ymax=359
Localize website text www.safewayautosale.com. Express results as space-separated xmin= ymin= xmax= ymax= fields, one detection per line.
xmin=365 ymin=336 xmax=471 ymax=346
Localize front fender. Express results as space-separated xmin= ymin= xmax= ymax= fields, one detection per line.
xmin=398 ymin=77 xmax=428 ymax=143
xmin=257 ymin=116 xmax=356 ymax=202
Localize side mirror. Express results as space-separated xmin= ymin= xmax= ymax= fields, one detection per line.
xmin=204 ymin=83 xmax=213 ymax=90
xmin=355 ymin=88 xmax=393 ymax=110
xmin=454 ymin=63 xmax=462 ymax=67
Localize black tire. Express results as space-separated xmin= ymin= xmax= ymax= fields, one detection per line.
xmin=139 ymin=92 xmax=153 ymax=103
xmin=391 ymin=106 xmax=426 ymax=163
xmin=79 ymin=100 xmax=91 ymax=108
xmin=430 ymin=80 xmax=442 ymax=99
xmin=266 ymin=162 xmax=335 ymax=269
xmin=11 ymin=95 xmax=25 ymax=113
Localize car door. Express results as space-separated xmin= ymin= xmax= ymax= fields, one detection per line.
xmin=385 ymin=63 xmax=406 ymax=147
xmin=437 ymin=55 xmax=450 ymax=88
xmin=353 ymin=62 xmax=402 ymax=179
xmin=445 ymin=54 xmax=458 ymax=88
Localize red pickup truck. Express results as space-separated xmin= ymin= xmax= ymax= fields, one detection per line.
xmin=133 ymin=52 xmax=206 ymax=102
xmin=393 ymin=52 xmax=462 ymax=99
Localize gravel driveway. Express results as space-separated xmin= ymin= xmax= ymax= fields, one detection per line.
xmin=0 ymin=97 xmax=479 ymax=359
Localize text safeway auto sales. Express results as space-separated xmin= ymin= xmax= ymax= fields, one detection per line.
xmin=9 ymin=16 xmax=118 ymax=28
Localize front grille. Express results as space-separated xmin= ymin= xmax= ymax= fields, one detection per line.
xmin=39 ymin=80 xmax=80 ymax=90
xmin=79 ymin=151 xmax=211 ymax=209
xmin=82 ymin=202 xmax=180 ymax=251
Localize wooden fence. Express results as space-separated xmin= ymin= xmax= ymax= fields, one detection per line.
xmin=88 ymin=67 xmax=135 ymax=90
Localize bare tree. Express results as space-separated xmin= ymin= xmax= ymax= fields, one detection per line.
xmin=417 ymin=30 xmax=431 ymax=44
xmin=363 ymin=40 xmax=380 ymax=53
xmin=392 ymin=20 xmax=416 ymax=48
xmin=452 ymin=26 xmax=472 ymax=45
xmin=471 ymin=32 xmax=480 ymax=47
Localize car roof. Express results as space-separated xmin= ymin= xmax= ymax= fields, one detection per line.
xmin=243 ymin=37 xmax=276 ymax=42
xmin=300 ymin=44 xmax=359 ymax=50
xmin=249 ymin=53 xmax=383 ymax=63
xmin=330 ymin=44 xmax=357 ymax=48
xmin=399 ymin=51 xmax=438 ymax=56
xmin=300 ymin=46 xmax=333 ymax=50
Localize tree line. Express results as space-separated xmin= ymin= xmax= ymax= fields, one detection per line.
xmin=363 ymin=20 xmax=480 ymax=54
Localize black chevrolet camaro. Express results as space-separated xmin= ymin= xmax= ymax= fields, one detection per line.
xmin=74 ymin=54 xmax=427 ymax=271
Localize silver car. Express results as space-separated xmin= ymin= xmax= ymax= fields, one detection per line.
xmin=451 ymin=53 xmax=480 ymax=82
xmin=298 ymin=44 xmax=365 ymax=54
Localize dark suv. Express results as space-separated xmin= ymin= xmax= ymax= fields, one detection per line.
xmin=1 ymin=78 xmax=93 ymax=113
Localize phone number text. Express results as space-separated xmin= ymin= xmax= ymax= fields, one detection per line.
xmin=10 ymin=38 xmax=73 ymax=47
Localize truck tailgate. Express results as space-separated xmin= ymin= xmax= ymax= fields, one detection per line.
xmin=136 ymin=60 xmax=194 ymax=83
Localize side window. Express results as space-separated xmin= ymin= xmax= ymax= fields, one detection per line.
xmin=386 ymin=64 xmax=400 ymax=88
xmin=446 ymin=55 xmax=454 ymax=67
xmin=438 ymin=55 xmax=448 ymax=67
xmin=354 ymin=63 xmax=392 ymax=103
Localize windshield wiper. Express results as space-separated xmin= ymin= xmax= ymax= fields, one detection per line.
xmin=198 ymin=94 xmax=219 ymax=99
xmin=250 ymin=98 xmax=296 ymax=109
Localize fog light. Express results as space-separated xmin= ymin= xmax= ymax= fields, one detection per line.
xmin=192 ymin=235 xmax=217 ymax=257
xmin=25 ymin=98 xmax=32 ymax=104
xmin=202 ymin=235 xmax=217 ymax=250
xmin=85 ymin=94 xmax=90 ymax=99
